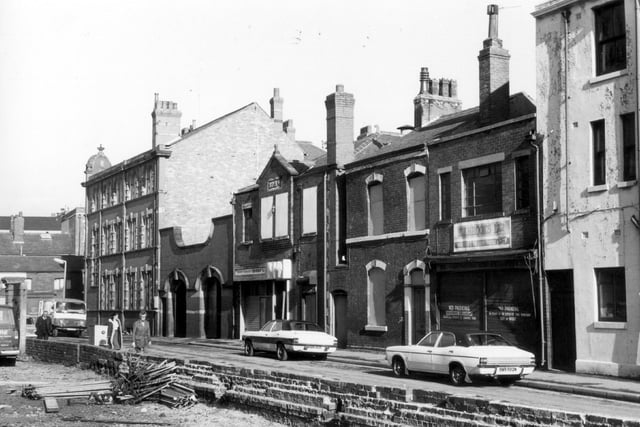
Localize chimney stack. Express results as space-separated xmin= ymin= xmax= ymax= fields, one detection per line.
xmin=413 ymin=67 xmax=462 ymax=129
xmin=270 ymin=88 xmax=284 ymax=122
xmin=283 ymin=119 xmax=295 ymax=140
xmin=325 ymin=84 xmax=355 ymax=166
xmin=11 ymin=212 xmax=24 ymax=244
xmin=478 ymin=4 xmax=510 ymax=124
xmin=151 ymin=93 xmax=182 ymax=147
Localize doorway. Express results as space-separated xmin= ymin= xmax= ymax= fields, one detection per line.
xmin=547 ymin=270 xmax=576 ymax=371
xmin=204 ymin=277 xmax=220 ymax=338
xmin=333 ymin=291 xmax=347 ymax=349
xmin=173 ymin=280 xmax=187 ymax=338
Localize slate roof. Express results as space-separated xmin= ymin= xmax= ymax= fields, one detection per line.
xmin=0 ymin=216 xmax=62 ymax=231
xmin=295 ymin=141 xmax=326 ymax=162
xmin=350 ymin=92 xmax=535 ymax=165
xmin=0 ymin=233 xmax=73 ymax=256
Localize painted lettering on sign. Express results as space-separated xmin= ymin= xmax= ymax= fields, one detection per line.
xmin=267 ymin=178 xmax=281 ymax=191
xmin=487 ymin=304 xmax=532 ymax=322
xmin=453 ymin=217 xmax=511 ymax=252
xmin=442 ymin=304 xmax=477 ymax=321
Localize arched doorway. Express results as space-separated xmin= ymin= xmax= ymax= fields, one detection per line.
xmin=203 ymin=277 xmax=220 ymax=338
xmin=332 ymin=290 xmax=348 ymax=349
xmin=173 ymin=279 xmax=187 ymax=337
xmin=163 ymin=269 xmax=189 ymax=338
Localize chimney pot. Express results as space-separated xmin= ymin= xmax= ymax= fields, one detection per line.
xmin=270 ymin=88 xmax=284 ymax=122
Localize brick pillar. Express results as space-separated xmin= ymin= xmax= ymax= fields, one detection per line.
xmin=270 ymin=88 xmax=283 ymax=122
xmin=325 ymin=85 xmax=355 ymax=167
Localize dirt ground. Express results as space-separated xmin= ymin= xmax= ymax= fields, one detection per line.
xmin=0 ymin=358 xmax=286 ymax=427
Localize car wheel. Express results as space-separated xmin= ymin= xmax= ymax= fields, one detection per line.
xmin=449 ymin=364 xmax=466 ymax=386
xmin=244 ymin=340 xmax=254 ymax=357
xmin=392 ymin=357 xmax=406 ymax=377
xmin=276 ymin=343 xmax=288 ymax=361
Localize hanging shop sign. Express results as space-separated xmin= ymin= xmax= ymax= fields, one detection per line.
xmin=453 ymin=217 xmax=511 ymax=252
xmin=234 ymin=259 xmax=292 ymax=282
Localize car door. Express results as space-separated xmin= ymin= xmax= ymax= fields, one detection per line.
xmin=253 ymin=320 xmax=275 ymax=351
xmin=407 ymin=332 xmax=440 ymax=372
xmin=430 ymin=332 xmax=457 ymax=374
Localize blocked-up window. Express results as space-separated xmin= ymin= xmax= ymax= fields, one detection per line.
xmin=515 ymin=156 xmax=531 ymax=210
xmin=367 ymin=266 xmax=386 ymax=327
xmin=242 ymin=206 xmax=253 ymax=242
xmin=596 ymin=267 xmax=626 ymax=322
xmin=595 ymin=1 xmax=626 ymax=76
xmin=440 ymin=172 xmax=451 ymax=220
xmin=462 ymin=162 xmax=502 ymax=217
xmin=407 ymin=175 xmax=426 ymax=231
xmin=592 ymin=120 xmax=606 ymax=185
xmin=260 ymin=193 xmax=289 ymax=239
xmin=368 ymin=182 xmax=384 ymax=235
xmin=622 ymin=113 xmax=636 ymax=181
xmin=302 ymin=186 xmax=317 ymax=234
xmin=260 ymin=196 xmax=274 ymax=240
xmin=275 ymin=193 xmax=288 ymax=237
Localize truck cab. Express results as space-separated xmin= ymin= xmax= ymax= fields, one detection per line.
xmin=41 ymin=298 xmax=87 ymax=337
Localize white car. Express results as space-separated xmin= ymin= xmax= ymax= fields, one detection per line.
xmin=242 ymin=319 xmax=338 ymax=361
xmin=385 ymin=331 xmax=536 ymax=386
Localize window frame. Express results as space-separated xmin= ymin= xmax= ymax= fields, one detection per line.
xmin=368 ymin=181 xmax=384 ymax=235
xmin=591 ymin=119 xmax=606 ymax=186
xmin=439 ymin=172 xmax=451 ymax=221
xmin=621 ymin=113 xmax=636 ymax=182
xmin=365 ymin=260 xmax=387 ymax=330
xmin=461 ymin=162 xmax=503 ymax=218
xmin=515 ymin=155 xmax=531 ymax=210
xmin=594 ymin=1 xmax=627 ymax=76
xmin=596 ymin=267 xmax=627 ymax=322
xmin=302 ymin=186 xmax=318 ymax=235
xmin=407 ymin=173 xmax=426 ymax=231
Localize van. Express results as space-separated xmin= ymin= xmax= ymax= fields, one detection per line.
xmin=0 ymin=305 xmax=18 ymax=366
xmin=40 ymin=298 xmax=87 ymax=337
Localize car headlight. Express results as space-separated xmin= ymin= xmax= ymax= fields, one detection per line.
xmin=478 ymin=357 xmax=488 ymax=366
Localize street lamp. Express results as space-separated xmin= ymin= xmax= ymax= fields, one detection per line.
xmin=53 ymin=258 xmax=67 ymax=299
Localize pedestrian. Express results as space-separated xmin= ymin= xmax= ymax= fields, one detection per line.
xmin=132 ymin=310 xmax=151 ymax=353
xmin=35 ymin=310 xmax=52 ymax=340
xmin=107 ymin=312 xmax=123 ymax=350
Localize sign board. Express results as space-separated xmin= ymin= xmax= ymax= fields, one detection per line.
xmin=267 ymin=178 xmax=281 ymax=191
xmin=453 ymin=217 xmax=511 ymax=252
xmin=234 ymin=259 xmax=292 ymax=282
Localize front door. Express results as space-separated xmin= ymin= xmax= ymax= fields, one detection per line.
xmin=412 ymin=286 xmax=426 ymax=344
xmin=333 ymin=292 xmax=347 ymax=348
xmin=547 ymin=270 xmax=576 ymax=371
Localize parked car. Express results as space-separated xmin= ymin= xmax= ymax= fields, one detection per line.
xmin=242 ymin=319 xmax=338 ymax=361
xmin=0 ymin=304 xmax=19 ymax=366
xmin=385 ymin=331 xmax=536 ymax=386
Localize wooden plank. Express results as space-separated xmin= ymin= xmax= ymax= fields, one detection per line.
xmin=43 ymin=397 xmax=59 ymax=413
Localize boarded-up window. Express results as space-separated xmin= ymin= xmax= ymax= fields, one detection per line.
xmin=368 ymin=182 xmax=384 ymax=235
xmin=368 ymin=267 xmax=386 ymax=326
xmin=302 ymin=186 xmax=317 ymax=234
xmin=408 ymin=175 xmax=426 ymax=230
xmin=592 ymin=120 xmax=606 ymax=185
xmin=260 ymin=196 xmax=274 ymax=240
xmin=275 ymin=193 xmax=288 ymax=237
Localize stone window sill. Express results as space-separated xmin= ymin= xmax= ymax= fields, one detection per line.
xmin=593 ymin=321 xmax=626 ymax=330
xmin=587 ymin=184 xmax=608 ymax=193
xmin=617 ymin=180 xmax=637 ymax=189
xmin=364 ymin=325 xmax=388 ymax=332
xmin=588 ymin=69 xmax=627 ymax=85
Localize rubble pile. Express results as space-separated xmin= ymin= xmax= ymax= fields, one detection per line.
xmin=113 ymin=358 xmax=197 ymax=408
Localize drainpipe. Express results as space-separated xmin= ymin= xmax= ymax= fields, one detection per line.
xmin=635 ymin=1 xmax=640 ymax=216
xmin=562 ymin=9 xmax=571 ymax=234
xmin=529 ymin=131 xmax=546 ymax=368
xmin=323 ymin=170 xmax=328 ymax=333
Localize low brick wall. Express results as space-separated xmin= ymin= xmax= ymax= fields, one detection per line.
xmin=25 ymin=339 xmax=640 ymax=427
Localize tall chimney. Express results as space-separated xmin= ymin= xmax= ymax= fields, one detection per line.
xmin=270 ymin=88 xmax=284 ymax=122
xmin=151 ymin=93 xmax=182 ymax=147
xmin=478 ymin=4 xmax=510 ymax=124
xmin=325 ymin=84 xmax=355 ymax=166
xmin=11 ymin=212 xmax=24 ymax=244
xmin=414 ymin=67 xmax=462 ymax=129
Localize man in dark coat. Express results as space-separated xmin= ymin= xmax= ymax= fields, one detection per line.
xmin=35 ymin=310 xmax=53 ymax=340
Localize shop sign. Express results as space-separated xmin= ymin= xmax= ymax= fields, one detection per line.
xmin=234 ymin=259 xmax=292 ymax=281
xmin=487 ymin=305 xmax=533 ymax=322
xmin=442 ymin=304 xmax=477 ymax=321
xmin=453 ymin=217 xmax=511 ymax=252
xmin=267 ymin=178 xmax=281 ymax=191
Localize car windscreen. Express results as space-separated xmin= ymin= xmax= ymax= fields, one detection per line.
xmin=466 ymin=334 xmax=511 ymax=346
xmin=56 ymin=302 xmax=86 ymax=313
xmin=289 ymin=322 xmax=323 ymax=332
xmin=0 ymin=308 xmax=15 ymax=328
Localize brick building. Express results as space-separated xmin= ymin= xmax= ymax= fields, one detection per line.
xmin=233 ymin=147 xmax=327 ymax=332
xmin=326 ymin=6 xmax=539 ymax=354
xmin=534 ymin=0 xmax=640 ymax=376
xmin=0 ymin=211 xmax=85 ymax=318
xmin=83 ymin=90 xmax=305 ymax=337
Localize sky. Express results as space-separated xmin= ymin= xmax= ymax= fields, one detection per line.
xmin=0 ymin=0 xmax=541 ymax=216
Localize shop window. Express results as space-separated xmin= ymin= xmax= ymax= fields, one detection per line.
xmin=366 ymin=262 xmax=386 ymax=328
xmin=594 ymin=1 xmax=626 ymax=76
xmin=302 ymin=186 xmax=317 ymax=234
xmin=439 ymin=172 xmax=451 ymax=220
xmin=515 ymin=156 xmax=531 ymax=210
xmin=368 ymin=182 xmax=384 ymax=235
xmin=260 ymin=193 xmax=289 ymax=240
xmin=592 ymin=120 xmax=606 ymax=185
xmin=407 ymin=174 xmax=426 ymax=231
xmin=462 ymin=162 xmax=502 ymax=217
xmin=622 ymin=113 xmax=636 ymax=181
xmin=596 ymin=267 xmax=626 ymax=322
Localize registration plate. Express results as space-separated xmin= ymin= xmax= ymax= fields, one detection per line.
xmin=496 ymin=367 xmax=521 ymax=375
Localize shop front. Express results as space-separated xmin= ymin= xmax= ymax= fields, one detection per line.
xmin=235 ymin=260 xmax=294 ymax=332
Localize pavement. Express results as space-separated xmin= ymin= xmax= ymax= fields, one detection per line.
xmin=161 ymin=337 xmax=640 ymax=405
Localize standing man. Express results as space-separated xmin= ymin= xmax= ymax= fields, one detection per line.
xmin=132 ymin=310 xmax=151 ymax=353
xmin=35 ymin=310 xmax=52 ymax=340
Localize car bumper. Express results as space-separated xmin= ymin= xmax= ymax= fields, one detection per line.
xmin=287 ymin=344 xmax=337 ymax=354
xmin=470 ymin=365 xmax=535 ymax=378
xmin=0 ymin=349 xmax=19 ymax=357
